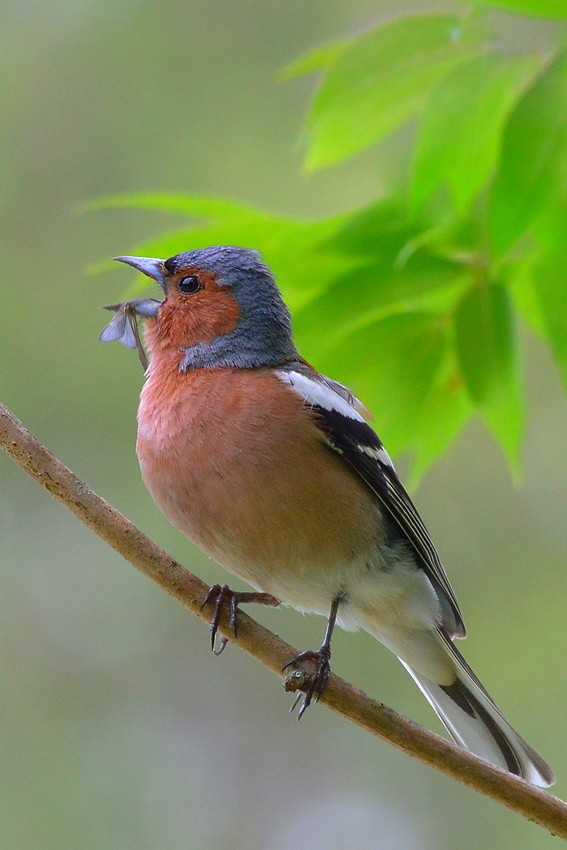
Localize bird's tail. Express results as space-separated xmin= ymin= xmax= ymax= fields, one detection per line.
xmin=400 ymin=630 xmax=554 ymax=787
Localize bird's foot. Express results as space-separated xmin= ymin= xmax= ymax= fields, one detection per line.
xmin=200 ymin=584 xmax=279 ymax=655
xmin=282 ymin=646 xmax=332 ymax=719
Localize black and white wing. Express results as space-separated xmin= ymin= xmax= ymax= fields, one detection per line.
xmin=278 ymin=364 xmax=465 ymax=639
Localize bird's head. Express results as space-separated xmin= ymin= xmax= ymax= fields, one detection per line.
xmin=109 ymin=246 xmax=298 ymax=371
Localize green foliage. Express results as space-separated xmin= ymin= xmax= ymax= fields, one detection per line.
xmin=293 ymin=14 xmax=477 ymax=169
xmin=93 ymin=3 xmax=567 ymax=481
xmin=529 ymin=210 xmax=567 ymax=388
xmin=411 ymin=53 xmax=541 ymax=216
xmin=469 ymin=0 xmax=567 ymax=19
xmin=489 ymin=50 xmax=567 ymax=257
xmin=454 ymin=282 xmax=524 ymax=468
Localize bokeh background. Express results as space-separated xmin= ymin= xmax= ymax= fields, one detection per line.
xmin=1 ymin=1 xmax=566 ymax=848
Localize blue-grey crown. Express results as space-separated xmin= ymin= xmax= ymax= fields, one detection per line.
xmin=167 ymin=247 xmax=299 ymax=371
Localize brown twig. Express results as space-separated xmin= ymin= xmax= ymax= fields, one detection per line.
xmin=1 ymin=400 xmax=566 ymax=838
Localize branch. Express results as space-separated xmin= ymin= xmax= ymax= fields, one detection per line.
xmin=1 ymin=400 xmax=565 ymax=837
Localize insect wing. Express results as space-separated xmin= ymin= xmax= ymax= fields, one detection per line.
xmin=99 ymin=309 xmax=129 ymax=344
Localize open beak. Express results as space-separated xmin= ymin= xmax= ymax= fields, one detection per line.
xmin=113 ymin=255 xmax=166 ymax=291
xmin=102 ymin=256 xmax=167 ymax=370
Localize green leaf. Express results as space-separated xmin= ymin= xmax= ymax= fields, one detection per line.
xmin=409 ymin=348 xmax=471 ymax=486
xmin=454 ymin=283 xmax=524 ymax=467
xmin=279 ymin=38 xmax=351 ymax=80
xmin=321 ymin=197 xmax=463 ymax=268
xmin=469 ymin=0 xmax=567 ymax=20
xmin=411 ymin=52 xmax=540 ymax=215
xmin=530 ymin=253 xmax=567 ymax=389
xmin=326 ymin=199 xmax=419 ymax=260
xmin=315 ymin=313 xmax=446 ymax=455
xmin=80 ymin=192 xmax=265 ymax=220
xmin=507 ymin=263 xmax=547 ymax=339
xmin=294 ymin=255 xmax=468 ymax=362
xmin=489 ymin=51 xmax=567 ymax=258
xmin=304 ymin=15 xmax=477 ymax=169
xmin=528 ymin=210 xmax=567 ymax=390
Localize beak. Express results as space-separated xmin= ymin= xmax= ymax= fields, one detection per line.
xmin=113 ymin=255 xmax=166 ymax=290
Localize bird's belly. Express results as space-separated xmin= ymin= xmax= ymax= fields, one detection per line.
xmin=136 ymin=368 xmax=384 ymax=614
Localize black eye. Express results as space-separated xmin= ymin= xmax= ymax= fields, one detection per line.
xmin=178 ymin=275 xmax=201 ymax=295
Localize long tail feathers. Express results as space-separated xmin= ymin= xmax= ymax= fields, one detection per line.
xmin=401 ymin=631 xmax=555 ymax=787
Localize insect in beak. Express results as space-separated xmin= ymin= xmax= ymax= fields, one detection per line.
xmin=99 ymin=299 xmax=161 ymax=370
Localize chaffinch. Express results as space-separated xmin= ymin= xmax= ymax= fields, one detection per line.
xmin=101 ymin=245 xmax=554 ymax=787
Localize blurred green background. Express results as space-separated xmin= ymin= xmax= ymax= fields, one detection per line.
xmin=1 ymin=1 xmax=566 ymax=848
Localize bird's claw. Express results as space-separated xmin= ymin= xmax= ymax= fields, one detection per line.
xmin=201 ymin=584 xmax=279 ymax=654
xmin=283 ymin=647 xmax=332 ymax=719
xmin=201 ymin=583 xmax=231 ymax=653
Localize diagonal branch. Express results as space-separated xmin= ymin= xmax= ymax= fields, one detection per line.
xmin=1 ymin=400 xmax=566 ymax=837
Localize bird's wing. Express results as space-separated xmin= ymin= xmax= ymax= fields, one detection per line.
xmin=277 ymin=364 xmax=465 ymax=638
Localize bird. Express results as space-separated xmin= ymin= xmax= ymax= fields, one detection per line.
xmin=100 ymin=245 xmax=554 ymax=787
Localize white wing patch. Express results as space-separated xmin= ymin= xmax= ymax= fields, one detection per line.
xmin=358 ymin=443 xmax=395 ymax=470
xmin=277 ymin=370 xmax=366 ymax=423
